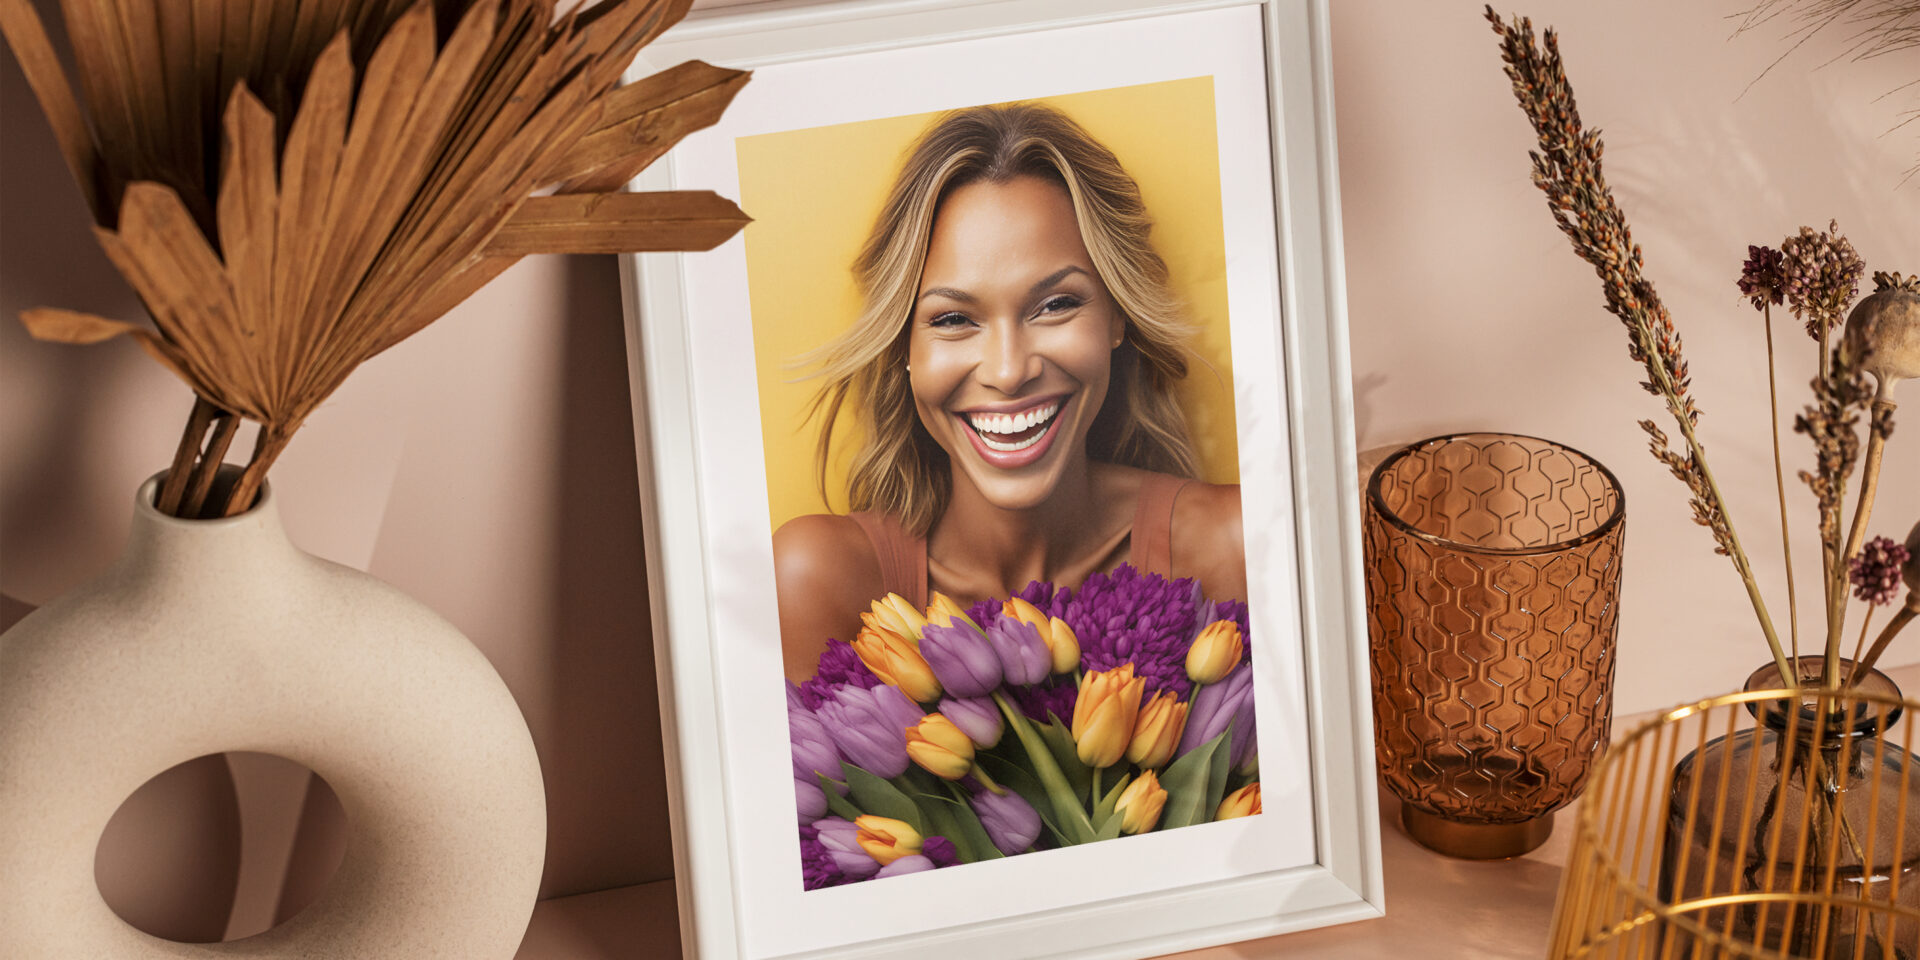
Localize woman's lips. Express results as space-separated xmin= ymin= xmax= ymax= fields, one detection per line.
xmin=955 ymin=397 xmax=1069 ymax=469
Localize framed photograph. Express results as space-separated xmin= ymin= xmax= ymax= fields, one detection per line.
xmin=617 ymin=1 xmax=1380 ymax=958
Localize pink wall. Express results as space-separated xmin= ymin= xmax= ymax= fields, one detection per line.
xmin=2 ymin=0 xmax=1916 ymax=942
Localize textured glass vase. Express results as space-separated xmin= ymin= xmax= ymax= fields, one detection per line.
xmin=1364 ymin=432 xmax=1625 ymax=858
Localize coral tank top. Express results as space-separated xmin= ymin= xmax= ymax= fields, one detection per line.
xmin=847 ymin=472 xmax=1193 ymax=609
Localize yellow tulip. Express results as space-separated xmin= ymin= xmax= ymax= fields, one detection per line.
xmin=1046 ymin=616 xmax=1080 ymax=673
xmin=906 ymin=713 xmax=976 ymax=780
xmin=1004 ymin=597 xmax=1049 ymax=632
xmin=1216 ymin=782 xmax=1263 ymax=820
xmin=1071 ymin=663 xmax=1146 ymax=768
xmin=852 ymin=626 xmax=943 ymax=703
xmin=1185 ymin=620 xmax=1245 ymax=685
xmin=926 ymin=591 xmax=981 ymax=632
xmin=1126 ymin=691 xmax=1190 ymax=769
xmin=871 ymin=593 xmax=929 ymax=642
xmin=854 ymin=815 xmax=924 ymax=866
xmin=1115 ymin=770 xmax=1168 ymax=835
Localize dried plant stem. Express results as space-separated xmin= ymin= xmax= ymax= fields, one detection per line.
xmin=180 ymin=412 xmax=239 ymax=520
xmin=157 ymin=397 xmax=219 ymax=515
xmin=225 ymin=426 xmax=295 ymax=518
xmin=1825 ymin=400 xmax=1893 ymax=684
xmin=1852 ymin=593 xmax=1920 ymax=682
xmin=1681 ymin=407 xmax=1797 ymax=688
xmin=1765 ymin=305 xmax=1802 ymax=660
xmin=1488 ymin=7 xmax=1794 ymax=686
xmin=1851 ymin=605 xmax=1877 ymax=666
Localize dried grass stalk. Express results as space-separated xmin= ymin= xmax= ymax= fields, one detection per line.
xmin=2 ymin=0 xmax=750 ymax=517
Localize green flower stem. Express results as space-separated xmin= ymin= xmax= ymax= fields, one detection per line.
xmin=991 ymin=692 xmax=1094 ymax=843
xmin=970 ymin=763 xmax=1006 ymax=796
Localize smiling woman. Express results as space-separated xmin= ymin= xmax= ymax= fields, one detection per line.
xmin=772 ymin=103 xmax=1246 ymax=680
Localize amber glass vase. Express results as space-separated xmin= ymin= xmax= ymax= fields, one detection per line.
xmin=1364 ymin=433 xmax=1625 ymax=858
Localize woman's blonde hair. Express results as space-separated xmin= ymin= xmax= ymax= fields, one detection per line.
xmin=803 ymin=101 xmax=1198 ymax=535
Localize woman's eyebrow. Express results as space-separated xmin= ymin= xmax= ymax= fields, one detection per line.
xmin=1027 ymin=265 xmax=1089 ymax=301
xmin=918 ymin=286 xmax=976 ymax=304
xmin=916 ymin=266 xmax=1090 ymax=306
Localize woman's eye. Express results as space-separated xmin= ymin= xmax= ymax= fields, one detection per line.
xmin=927 ymin=312 xmax=971 ymax=329
xmin=1037 ymin=295 xmax=1084 ymax=316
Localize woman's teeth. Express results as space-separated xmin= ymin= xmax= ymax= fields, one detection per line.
xmin=965 ymin=401 xmax=1060 ymax=452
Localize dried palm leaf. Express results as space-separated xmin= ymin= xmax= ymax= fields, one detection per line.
xmin=0 ymin=0 xmax=749 ymax=517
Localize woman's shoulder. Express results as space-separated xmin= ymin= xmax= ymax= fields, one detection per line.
xmin=772 ymin=513 xmax=884 ymax=590
xmin=1120 ymin=468 xmax=1244 ymax=599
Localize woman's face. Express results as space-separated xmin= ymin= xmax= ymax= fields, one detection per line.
xmin=908 ymin=175 xmax=1124 ymax=512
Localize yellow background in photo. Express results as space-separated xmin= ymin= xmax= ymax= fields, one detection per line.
xmin=735 ymin=76 xmax=1236 ymax=533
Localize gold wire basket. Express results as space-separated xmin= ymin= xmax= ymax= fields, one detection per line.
xmin=1550 ymin=665 xmax=1920 ymax=960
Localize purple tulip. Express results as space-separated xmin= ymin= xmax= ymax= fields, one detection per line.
xmin=789 ymin=696 xmax=843 ymax=784
xmin=876 ymin=854 xmax=935 ymax=878
xmin=1179 ymin=663 xmax=1257 ymax=768
xmin=921 ymin=622 xmax=1003 ymax=697
xmin=817 ymin=684 xmax=920 ymax=778
xmin=795 ymin=777 xmax=828 ymax=825
xmin=987 ymin=616 xmax=1050 ymax=686
xmin=972 ymin=787 xmax=1043 ymax=855
xmin=939 ymin=696 xmax=1003 ymax=748
xmin=802 ymin=817 xmax=880 ymax=889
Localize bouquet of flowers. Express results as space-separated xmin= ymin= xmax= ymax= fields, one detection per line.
xmin=787 ymin=564 xmax=1263 ymax=888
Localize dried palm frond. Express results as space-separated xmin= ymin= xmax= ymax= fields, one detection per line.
xmin=0 ymin=0 xmax=751 ymax=517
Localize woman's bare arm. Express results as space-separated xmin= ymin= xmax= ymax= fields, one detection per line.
xmin=772 ymin=514 xmax=886 ymax=682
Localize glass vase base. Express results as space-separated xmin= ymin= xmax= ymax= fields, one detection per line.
xmin=1401 ymin=805 xmax=1552 ymax=860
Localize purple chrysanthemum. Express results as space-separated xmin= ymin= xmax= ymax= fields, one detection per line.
xmin=922 ymin=836 xmax=960 ymax=868
xmin=1009 ymin=676 xmax=1079 ymax=725
xmin=796 ymin=638 xmax=882 ymax=710
xmin=1739 ymin=244 xmax=1785 ymax=311
xmin=1852 ymin=537 xmax=1912 ymax=606
xmin=1054 ymin=565 xmax=1207 ymax=700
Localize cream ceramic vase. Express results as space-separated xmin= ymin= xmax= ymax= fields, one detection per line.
xmin=0 ymin=474 xmax=546 ymax=957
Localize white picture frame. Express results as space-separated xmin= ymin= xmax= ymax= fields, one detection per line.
xmin=617 ymin=1 xmax=1380 ymax=957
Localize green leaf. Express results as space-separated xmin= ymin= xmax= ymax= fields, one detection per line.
xmin=992 ymin=694 xmax=1096 ymax=844
xmin=1093 ymin=809 xmax=1125 ymax=842
xmin=1204 ymin=723 xmax=1236 ymax=823
xmin=816 ymin=772 xmax=862 ymax=821
xmin=1156 ymin=730 xmax=1229 ymax=831
xmin=977 ymin=754 xmax=1069 ymax=847
xmin=1037 ymin=716 xmax=1094 ymax=800
xmin=938 ymin=781 xmax=1006 ymax=859
xmin=841 ymin=764 xmax=925 ymax=835
xmin=917 ymin=791 xmax=983 ymax=863
xmin=1092 ymin=771 xmax=1132 ymax=825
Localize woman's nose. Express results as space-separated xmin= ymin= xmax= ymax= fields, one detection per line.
xmin=977 ymin=322 xmax=1043 ymax=395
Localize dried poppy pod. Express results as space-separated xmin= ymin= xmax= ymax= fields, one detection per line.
xmin=1844 ymin=272 xmax=1920 ymax=402
xmin=1906 ymin=518 xmax=1920 ymax=594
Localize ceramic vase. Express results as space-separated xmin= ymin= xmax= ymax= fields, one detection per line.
xmin=0 ymin=473 xmax=546 ymax=957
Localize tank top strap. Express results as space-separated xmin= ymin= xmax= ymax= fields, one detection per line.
xmin=1131 ymin=473 xmax=1194 ymax=579
xmin=848 ymin=510 xmax=930 ymax=609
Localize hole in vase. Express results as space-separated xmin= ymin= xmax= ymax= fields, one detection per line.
xmin=95 ymin=752 xmax=348 ymax=942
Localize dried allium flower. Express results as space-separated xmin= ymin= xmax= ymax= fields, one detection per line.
xmin=1851 ymin=536 xmax=1913 ymax=606
xmin=1781 ymin=220 xmax=1867 ymax=338
xmin=1740 ymin=245 xmax=1787 ymax=311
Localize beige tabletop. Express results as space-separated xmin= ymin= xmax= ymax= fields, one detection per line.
xmin=517 ymin=663 xmax=1920 ymax=959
